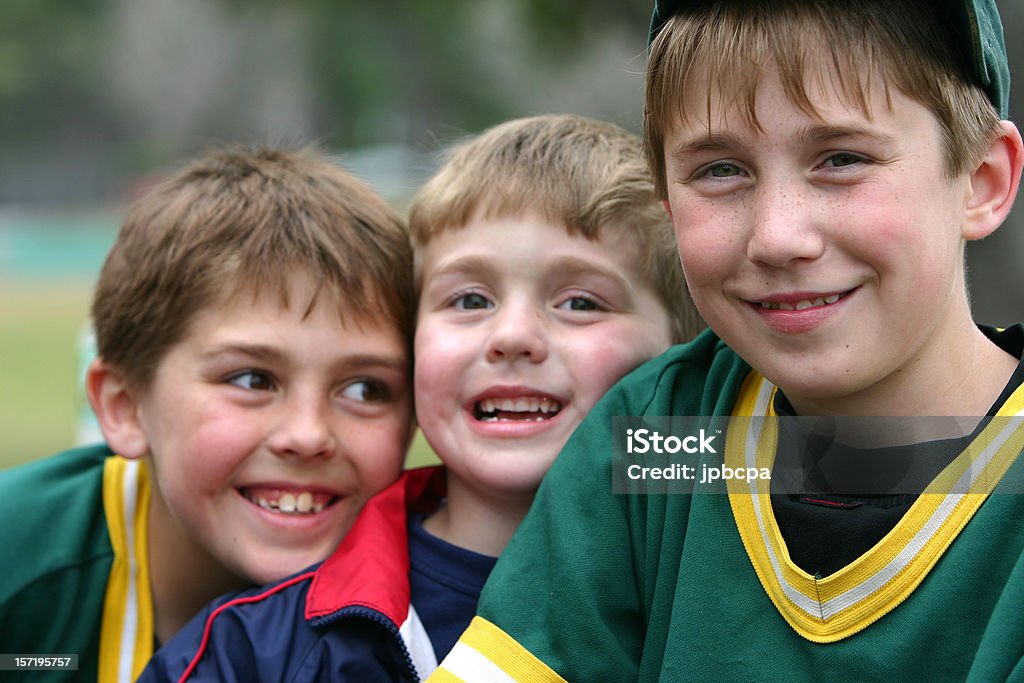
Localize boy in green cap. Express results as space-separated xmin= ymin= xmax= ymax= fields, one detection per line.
xmin=431 ymin=1 xmax=1024 ymax=680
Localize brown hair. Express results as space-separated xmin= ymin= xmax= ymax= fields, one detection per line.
xmin=92 ymin=146 xmax=413 ymax=389
xmin=409 ymin=114 xmax=704 ymax=344
xmin=644 ymin=0 xmax=1002 ymax=199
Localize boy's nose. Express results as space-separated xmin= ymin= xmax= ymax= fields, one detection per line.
xmin=267 ymin=396 xmax=336 ymax=460
xmin=485 ymin=300 xmax=549 ymax=364
xmin=745 ymin=182 xmax=826 ymax=267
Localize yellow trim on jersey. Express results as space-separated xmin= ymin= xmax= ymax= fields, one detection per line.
xmin=429 ymin=616 xmax=568 ymax=683
xmin=727 ymin=371 xmax=1024 ymax=642
xmin=98 ymin=457 xmax=154 ymax=683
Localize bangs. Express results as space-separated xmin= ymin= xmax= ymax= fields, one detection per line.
xmin=649 ymin=3 xmax=895 ymax=136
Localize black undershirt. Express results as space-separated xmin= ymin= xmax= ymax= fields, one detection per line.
xmin=770 ymin=324 xmax=1024 ymax=578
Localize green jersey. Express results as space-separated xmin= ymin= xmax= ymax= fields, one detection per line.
xmin=431 ymin=327 xmax=1024 ymax=682
xmin=0 ymin=445 xmax=154 ymax=683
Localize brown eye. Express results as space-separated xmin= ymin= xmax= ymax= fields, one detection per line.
xmin=342 ymin=380 xmax=389 ymax=402
xmin=227 ymin=371 xmax=275 ymax=391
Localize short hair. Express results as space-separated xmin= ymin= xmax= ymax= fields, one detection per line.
xmin=408 ymin=114 xmax=704 ymax=344
xmin=644 ymin=0 xmax=1003 ymax=199
xmin=93 ymin=146 xmax=414 ymax=390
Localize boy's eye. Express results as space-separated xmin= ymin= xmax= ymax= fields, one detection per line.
xmin=342 ymin=380 xmax=389 ymax=403
xmin=557 ymin=296 xmax=600 ymax=312
xmin=227 ymin=371 xmax=275 ymax=391
xmin=702 ymin=162 xmax=745 ymax=178
xmin=821 ymin=152 xmax=866 ymax=168
xmin=453 ymin=292 xmax=493 ymax=310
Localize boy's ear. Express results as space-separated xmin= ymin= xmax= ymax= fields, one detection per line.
xmin=963 ymin=121 xmax=1024 ymax=241
xmin=86 ymin=358 xmax=150 ymax=459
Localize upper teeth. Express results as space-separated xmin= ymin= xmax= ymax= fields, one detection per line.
xmin=248 ymin=491 xmax=325 ymax=515
xmin=478 ymin=397 xmax=561 ymax=414
xmin=760 ymin=293 xmax=841 ymax=310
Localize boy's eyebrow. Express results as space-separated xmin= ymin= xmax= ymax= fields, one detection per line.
xmin=670 ymin=133 xmax=744 ymax=160
xmin=671 ymin=126 xmax=898 ymax=160
xmin=799 ymin=124 xmax=898 ymax=147
xmin=422 ymin=255 xmax=496 ymax=282
xmin=201 ymin=343 xmax=406 ymax=371
xmin=427 ymin=254 xmax=631 ymax=289
xmin=551 ymin=255 xmax=631 ymax=288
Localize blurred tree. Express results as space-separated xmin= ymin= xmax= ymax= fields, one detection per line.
xmin=0 ymin=0 xmax=1021 ymax=333
xmin=0 ymin=0 xmax=120 ymax=201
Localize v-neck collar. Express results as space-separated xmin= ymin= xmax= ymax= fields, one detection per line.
xmin=726 ymin=370 xmax=1024 ymax=642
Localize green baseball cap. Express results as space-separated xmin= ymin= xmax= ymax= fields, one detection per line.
xmin=647 ymin=0 xmax=1010 ymax=117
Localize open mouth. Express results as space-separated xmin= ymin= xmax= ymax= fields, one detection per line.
xmin=474 ymin=396 xmax=563 ymax=422
xmin=240 ymin=487 xmax=338 ymax=516
xmin=755 ymin=290 xmax=851 ymax=311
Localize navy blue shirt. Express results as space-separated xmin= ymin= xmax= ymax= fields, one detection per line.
xmin=407 ymin=514 xmax=497 ymax=661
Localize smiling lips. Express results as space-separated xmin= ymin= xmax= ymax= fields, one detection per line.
xmin=240 ymin=487 xmax=337 ymax=516
xmin=474 ymin=396 xmax=563 ymax=422
xmin=747 ymin=289 xmax=853 ymax=334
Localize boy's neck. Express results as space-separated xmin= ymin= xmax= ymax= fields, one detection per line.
xmin=786 ymin=321 xmax=1018 ymax=417
xmin=422 ymin=474 xmax=534 ymax=557
xmin=146 ymin=476 xmax=249 ymax=645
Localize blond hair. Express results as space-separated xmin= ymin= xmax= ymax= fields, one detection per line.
xmin=409 ymin=114 xmax=704 ymax=344
xmin=644 ymin=0 xmax=1002 ymax=199
xmin=93 ymin=146 xmax=413 ymax=389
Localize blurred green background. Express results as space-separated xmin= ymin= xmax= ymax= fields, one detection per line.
xmin=2 ymin=0 xmax=1023 ymax=470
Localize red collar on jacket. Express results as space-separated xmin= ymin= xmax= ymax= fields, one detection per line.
xmin=304 ymin=466 xmax=446 ymax=625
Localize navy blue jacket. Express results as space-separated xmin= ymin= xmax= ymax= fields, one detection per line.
xmin=139 ymin=467 xmax=446 ymax=683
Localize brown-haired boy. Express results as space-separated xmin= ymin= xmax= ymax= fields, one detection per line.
xmin=139 ymin=113 xmax=703 ymax=682
xmin=434 ymin=1 xmax=1024 ymax=681
xmin=0 ymin=146 xmax=416 ymax=682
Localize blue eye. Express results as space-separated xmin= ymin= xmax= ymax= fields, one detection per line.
xmin=558 ymin=296 xmax=600 ymax=311
xmin=342 ymin=380 xmax=389 ymax=402
xmin=822 ymin=152 xmax=867 ymax=168
xmin=227 ymin=371 xmax=275 ymax=391
xmin=453 ymin=292 xmax=493 ymax=310
xmin=704 ymin=162 xmax=744 ymax=178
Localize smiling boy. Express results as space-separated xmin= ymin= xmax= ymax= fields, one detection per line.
xmin=0 ymin=147 xmax=415 ymax=682
xmin=139 ymin=114 xmax=703 ymax=682
xmin=432 ymin=1 xmax=1024 ymax=681
xmin=413 ymin=207 xmax=685 ymax=557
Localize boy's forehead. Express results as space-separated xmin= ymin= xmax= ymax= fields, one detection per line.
xmin=669 ymin=59 xmax=889 ymax=138
xmin=417 ymin=213 xmax=642 ymax=277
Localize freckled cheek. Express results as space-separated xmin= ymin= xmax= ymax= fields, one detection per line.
xmin=676 ymin=242 xmax=727 ymax=297
xmin=853 ymin=207 xmax=955 ymax=288
xmin=674 ymin=215 xmax=737 ymax=281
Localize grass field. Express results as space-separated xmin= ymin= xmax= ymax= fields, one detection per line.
xmin=0 ymin=280 xmax=438 ymax=472
xmin=0 ymin=282 xmax=91 ymax=470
